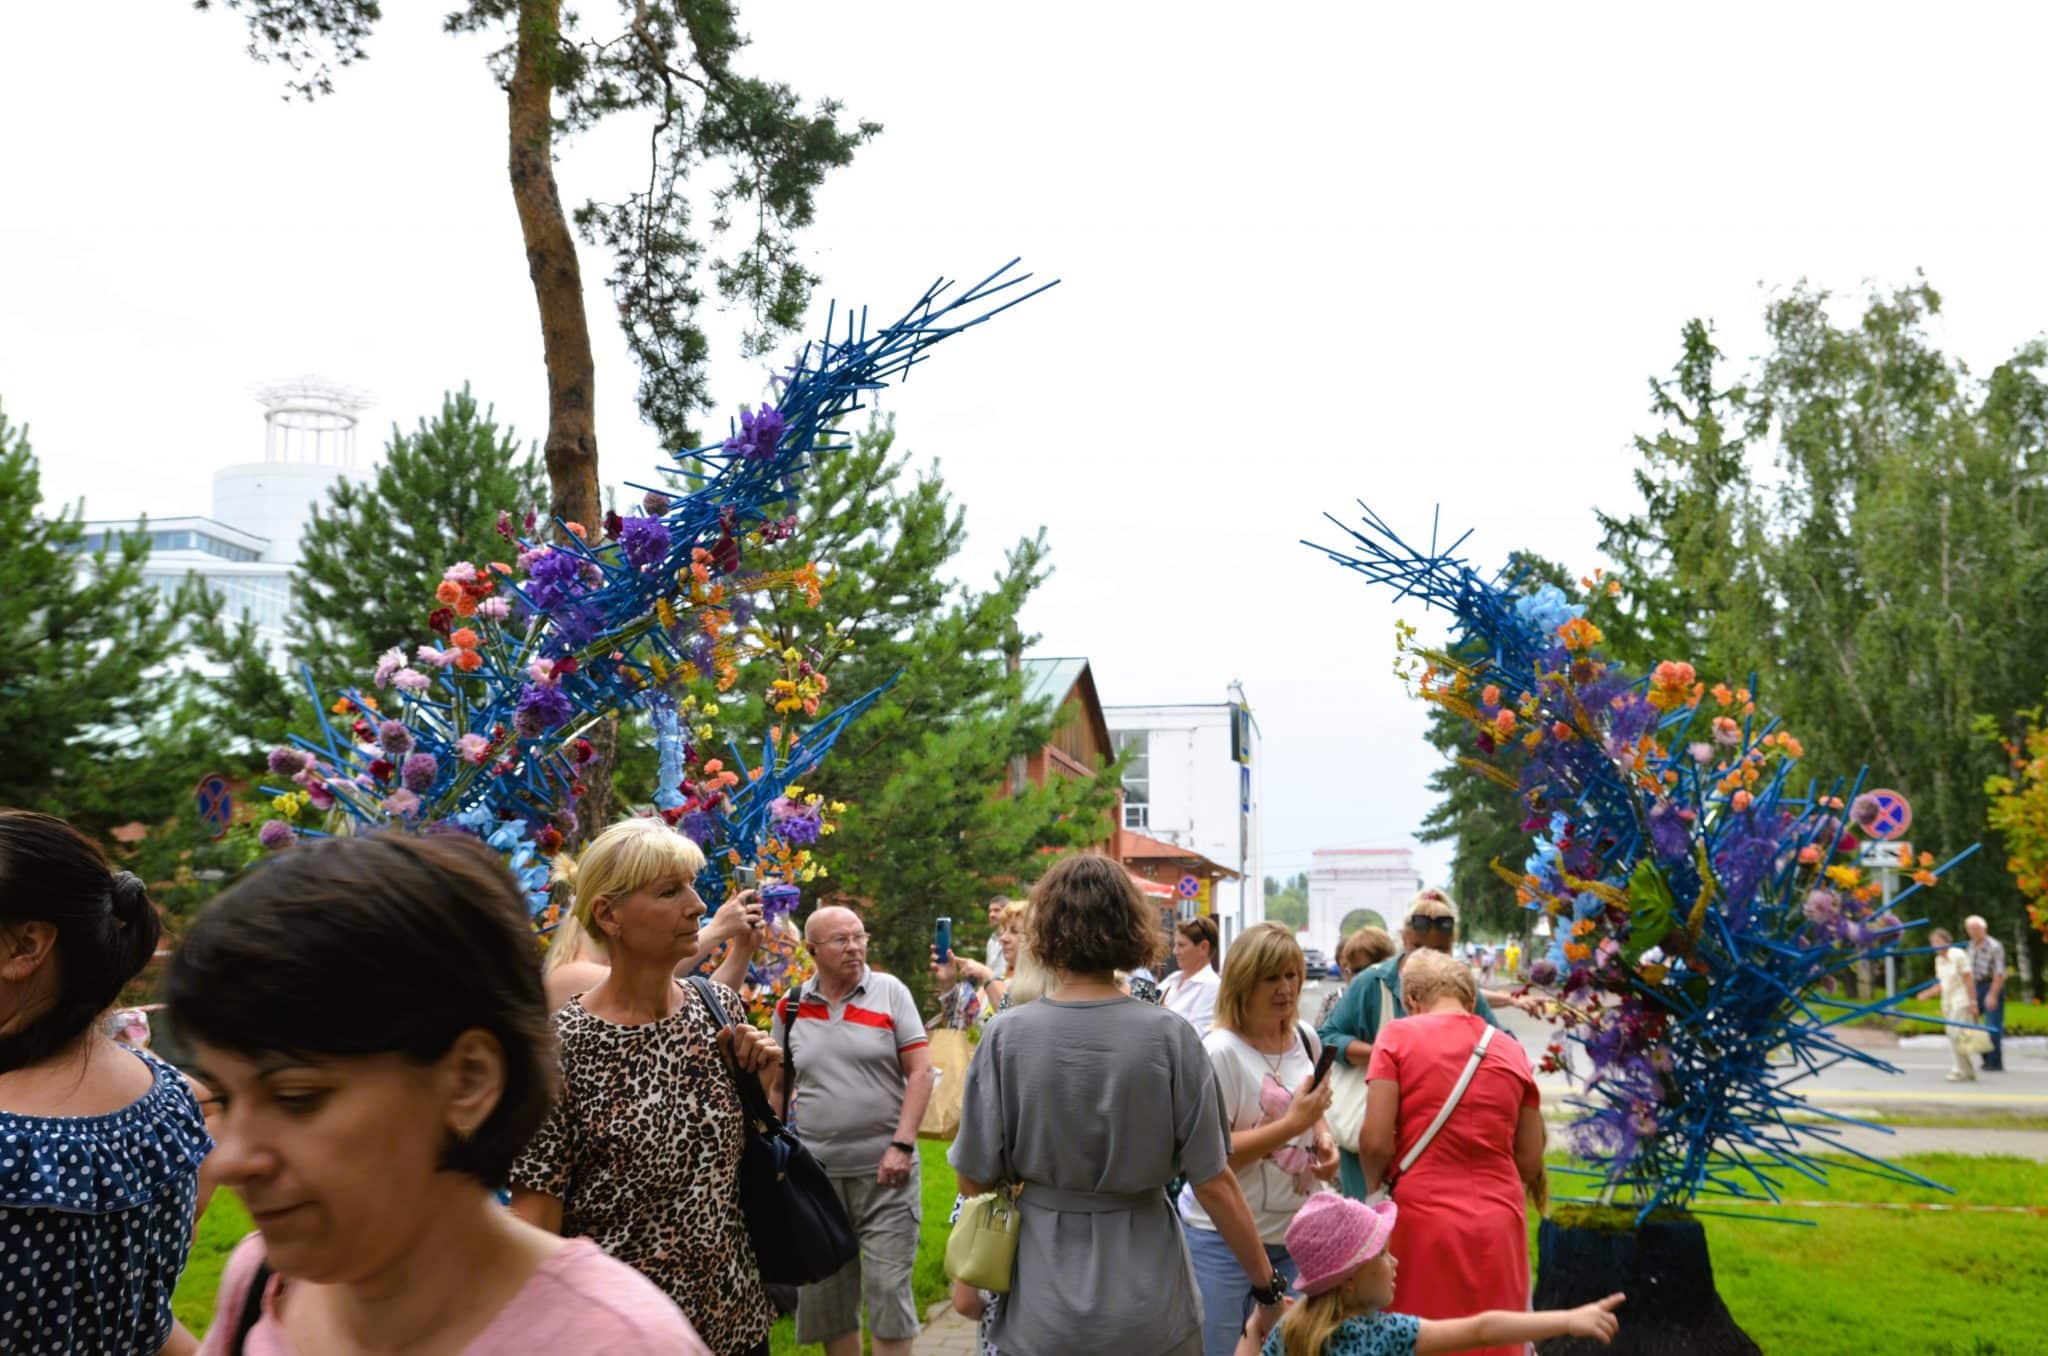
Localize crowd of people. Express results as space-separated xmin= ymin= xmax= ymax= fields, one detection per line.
xmin=0 ymin=804 xmax=1635 ymax=1356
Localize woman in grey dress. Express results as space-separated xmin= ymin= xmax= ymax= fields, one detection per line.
xmin=950 ymin=855 xmax=1285 ymax=1356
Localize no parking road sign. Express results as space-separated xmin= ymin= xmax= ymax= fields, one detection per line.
xmin=1862 ymin=788 xmax=1912 ymax=841
xmin=195 ymin=774 xmax=233 ymax=840
xmin=1176 ymin=875 xmax=1200 ymax=900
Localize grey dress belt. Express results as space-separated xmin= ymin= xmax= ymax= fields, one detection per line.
xmin=1018 ymin=1184 xmax=1162 ymax=1213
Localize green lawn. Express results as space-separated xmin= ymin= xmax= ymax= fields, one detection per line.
xmin=179 ymin=1150 xmax=2047 ymax=1356
xmin=1842 ymin=996 xmax=2048 ymax=1037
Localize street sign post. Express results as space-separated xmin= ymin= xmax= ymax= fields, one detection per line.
xmin=1858 ymin=835 xmax=1912 ymax=997
xmin=194 ymin=774 xmax=233 ymax=841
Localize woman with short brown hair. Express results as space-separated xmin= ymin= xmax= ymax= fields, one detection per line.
xmin=1159 ymin=915 xmax=1221 ymax=1036
xmin=951 ymin=855 xmax=1286 ymax=1355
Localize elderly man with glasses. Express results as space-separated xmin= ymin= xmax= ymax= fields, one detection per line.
xmin=772 ymin=906 xmax=935 ymax=1356
xmin=1317 ymin=889 xmax=1509 ymax=1199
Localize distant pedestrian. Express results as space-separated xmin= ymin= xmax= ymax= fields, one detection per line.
xmin=173 ymin=830 xmax=707 ymax=1355
xmin=1317 ymin=929 xmax=1396 ymax=1030
xmin=1963 ymin=915 xmax=2007 ymax=1073
xmin=984 ymin=896 xmax=1013 ymax=981
xmin=1917 ymin=928 xmax=1980 ymax=1083
xmin=774 ymin=906 xmax=935 ymax=1356
xmin=0 ymin=811 xmax=210 ymax=1356
xmin=951 ymin=855 xmax=1287 ymax=1355
xmin=1161 ymin=916 xmax=1222 ymax=1036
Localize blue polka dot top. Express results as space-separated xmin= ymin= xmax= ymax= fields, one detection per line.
xmin=0 ymin=1048 xmax=212 ymax=1355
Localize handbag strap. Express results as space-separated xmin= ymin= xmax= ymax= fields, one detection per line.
xmin=686 ymin=976 xmax=782 ymax=1130
xmin=1394 ymin=1025 xmax=1497 ymax=1179
xmin=231 ymin=1257 xmax=273 ymax=1353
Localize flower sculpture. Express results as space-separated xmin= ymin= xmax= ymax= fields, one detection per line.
xmin=1311 ymin=506 xmax=1980 ymax=1221
xmin=248 ymin=262 xmax=1052 ymax=926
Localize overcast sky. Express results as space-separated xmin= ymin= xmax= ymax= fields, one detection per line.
xmin=7 ymin=3 xmax=2048 ymax=892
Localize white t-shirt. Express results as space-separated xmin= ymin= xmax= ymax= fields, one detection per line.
xmin=1161 ymin=965 xmax=1219 ymax=1035
xmin=1182 ymin=1024 xmax=1326 ymax=1244
xmin=1935 ymin=947 xmax=1975 ymax=1019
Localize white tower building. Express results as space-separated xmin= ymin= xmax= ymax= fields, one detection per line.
xmin=213 ymin=378 xmax=373 ymax=567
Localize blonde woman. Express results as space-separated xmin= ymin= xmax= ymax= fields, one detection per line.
xmin=1185 ymin=923 xmax=1338 ymax=1356
xmin=541 ymin=843 xmax=764 ymax=1013
xmin=1358 ymin=949 xmax=1543 ymax=1356
xmin=1916 ymin=928 xmax=1981 ymax=1083
xmin=510 ymin=819 xmax=783 ymax=1356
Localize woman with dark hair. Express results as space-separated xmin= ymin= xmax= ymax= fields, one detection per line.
xmin=0 ymin=809 xmax=210 ymax=1356
xmin=1160 ymin=916 xmax=1221 ymax=1035
xmin=950 ymin=854 xmax=1285 ymax=1356
xmin=167 ymin=831 xmax=706 ymax=1355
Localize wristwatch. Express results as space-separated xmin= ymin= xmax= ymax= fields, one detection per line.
xmin=889 ymin=1140 xmax=916 ymax=1155
xmin=1247 ymin=1272 xmax=1288 ymax=1307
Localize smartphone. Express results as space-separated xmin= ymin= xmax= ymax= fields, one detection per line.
xmin=935 ymin=915 xmax=953 ymax=964
xmin=734 ymin=864 xmax=758 ymax=891
xmin=1311 ymin=1045 xmax=1339 ymax=1088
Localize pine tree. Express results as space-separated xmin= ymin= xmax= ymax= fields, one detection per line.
xmin=0 ymin=401 xmax=186 ymax=832
xmin=729 ymin=417 xmax=1122 ymax=994
xmin=292 ymin=386 xmax=546 ymax=687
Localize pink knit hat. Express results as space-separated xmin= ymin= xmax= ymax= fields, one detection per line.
xmin=1285 ymin=1193 xmax=1399 ymax=1296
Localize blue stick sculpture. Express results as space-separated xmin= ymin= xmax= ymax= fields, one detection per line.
xmin=252 ymin=262 xmax=1052 ymax=923
xmin=1308 ymin=505 xmax=1981 ymax=1223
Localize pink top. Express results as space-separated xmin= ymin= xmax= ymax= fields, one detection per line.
xmin=198 ymin=1233 xmax=710 ymax=1356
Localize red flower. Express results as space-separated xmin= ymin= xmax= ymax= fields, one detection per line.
xmin=535 ymin=826 xmax=565 ymax=855
xmin=368 ymin=758 xmax=395 ymax=781
xmin=553 ymin=656 xmax=579 ymax=676
xmin=427 ymin=607 xmax=455 ymax=636
xmin=603 ymin=509 xmax=623 ymax=541
xmin=571 ymin=738 xmax=596 ymax=765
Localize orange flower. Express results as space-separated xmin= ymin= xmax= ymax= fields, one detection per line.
xmin=1918 ymin=851 xmax=1935 ymax=868
xmin=1557 ymin=617 xmax=1605 ymax=652
xmin=1911 ymin=869 xmax=1939 ymax=888
xmin=1605 ymin=579 xmax=1622 ymax=597
xmin=1493 ymin=708 xmax=1518 ymax=736
xmin=1551 ymin=721 xmax=1575 ymax=741
xmin=1564 ymin=943 xmax=1592 ymax=962
xmin=454 ymin=649 xmax=483 ymax=672
xmin=435 ymin=580 xmax=463 ymax=606
xmin=454 ymin=594 xmax=478 ymax=617
xmin=1731 ymin=790 xmax=1753 ymax=812
xmin=1649 ymin=660 xmax=1699 ymax=711
xmin=1482 ymin=684 xmax=1502 ymax=708
xmin=1711 ymin=682 xmax=1734 ymax=706
xmin=565 ymin=522 xmax=588 ymax=540
xmin=1797 ymin=844 xmax=1821 ymax=865
xmin=450 ymin=628 xmax=480 ymax=650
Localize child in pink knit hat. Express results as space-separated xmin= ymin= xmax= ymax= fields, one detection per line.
xmin=1235 ymin=1194 xmax=1623 ymax=1356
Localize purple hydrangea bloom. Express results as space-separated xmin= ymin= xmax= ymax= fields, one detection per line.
xmin=722 ymin=404 xmax=786 ymax=461
xmin=1648 ymin=801 xmax=1691 ymax=861
xmin=618 ymin=515 xmax=672 ymax=570
xmin=267 ymin=747 xmax=310 ymax=776
xmin=401 ymin=752 xmax=439 ymax=792
xmin=377 ymin=721 xmax=416 ymax=757
xmin=513 ymin=682 xmax=574 ymax=738
xmin=775 ymin=806 xmax=823 ymax=848
xmin=525 ymin=549 xmax=588 ymax=610
xmin=679 ymin=810 xmax=718 ymax=845
xmin=257 ymin=820 xmax=297 ymax=850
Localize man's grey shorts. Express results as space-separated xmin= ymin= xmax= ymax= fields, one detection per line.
xmin=794 ymin=1171 xmax=923 ymax=1343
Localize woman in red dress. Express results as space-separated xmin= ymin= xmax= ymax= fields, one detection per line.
xmin=1360 ymin=948 xmax=1545 ymax=1356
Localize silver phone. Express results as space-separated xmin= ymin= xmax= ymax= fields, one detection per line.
xmin=734 ymin=864 xmax=758 ymax=891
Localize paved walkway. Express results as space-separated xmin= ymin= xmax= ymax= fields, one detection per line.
xmin=916 ymin=1300 xmax=981 ymax=1356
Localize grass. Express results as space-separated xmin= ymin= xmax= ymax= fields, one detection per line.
xmin=1845 ymin=995 xmax=2048 ymax=1037
xmin=177 ymin=1151 xmax=2047 ymax=1356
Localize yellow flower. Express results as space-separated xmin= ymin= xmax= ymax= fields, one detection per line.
xmin=1824 ymin=864 xmax=1861 ymax=889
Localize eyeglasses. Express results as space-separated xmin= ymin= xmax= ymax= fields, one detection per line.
xmin=819 ymin=932 xmax=869 ymax=950
xmin=1408 ymin=914 xmax=1455 ymax=933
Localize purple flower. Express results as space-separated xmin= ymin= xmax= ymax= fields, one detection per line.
xmin=401 ymin=753 xmax=439 ymax=792
xmin=267 ymin=747 xmax=310 ymax=776
xmin=258 ymin=820 xmax=297 ymax=850
xmin=1803 ymin=889 xmax=1841 ymax=927
xmin=723 ymin=404 xmax=786 ymax=460
xmin=372 ymin=646 xmax=406 ymax=688
xmin=1529 ymin=959 xmax=1559 ymax=986
xmin=514 ymin=682 xmax=574 ymax=738
xmin=377 ymin=721 xmax=416 ymax=756
xmin=382 ymin=789 xmax=423 ymax=819
xmin=525 ymin=548 xmax=589 ymax=611
xmin=1648 ymin=801 xmax=1691 ymax=861
xmin=1849 ymin=793 xmax=1882 ymax=828
xmin=775 ymin=807 xmax=823 ymax=848
xmin=679 ymin=810 xmax=718 ymax=845
xmin=618 ymin=516 xmax=672 ymax=570
xmin=394 ymin=668 xmax=431 ymax=695
xmin=642 ymin=489 xmax=672 ymax=515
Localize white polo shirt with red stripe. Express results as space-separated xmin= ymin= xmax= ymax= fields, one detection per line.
xmin=771 ymin=965 xmax=928 ymax=1177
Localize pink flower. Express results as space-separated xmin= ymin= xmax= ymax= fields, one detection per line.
xmin=442 ymin=562 xmax=479 ymax=584
xmin=306 ymin=782 xmax=335 ymax=810
xmin=393 ymin=668 xmax=432 ymax=694
xmin=476 ymin=596 xmax=512 ymax=621
xmin=381 ymin=789 xmax=422 ymax=818
xmin=415 ymin=644 xmax=459 ymax=669
xmin=456 ymin=733 xmax=491 ymax=765
xmin=372 ymin=646 xmax=406 ymax=687
xmin=527 ymin=658 xmax=558 ymax=685
xmin=258 ymin=820 xmax=297 ymax=850
xmin=1688 ymin=742 xmax=1712 ymax=764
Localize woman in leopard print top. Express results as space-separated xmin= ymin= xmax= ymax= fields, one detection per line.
xmin=511 ymin=820 xmax=782 ymax=1356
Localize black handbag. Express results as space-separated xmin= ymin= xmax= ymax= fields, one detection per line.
xmin=687 ymin=977 xmax=859 ymax=1285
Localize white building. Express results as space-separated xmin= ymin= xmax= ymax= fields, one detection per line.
xmin=1103 ymin=683 xmax=1264 ymax=952
xmin=1305 ymin=848 xmax=1424 ymax=958
xmin=66 ymin=378 xmax=371 ymax=651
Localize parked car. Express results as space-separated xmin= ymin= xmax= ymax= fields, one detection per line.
xmin=1301 ymin=947 xmax=1330 ymax=978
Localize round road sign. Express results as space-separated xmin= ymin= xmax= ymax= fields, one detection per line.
xmin=1863 ymin=788 xmax=1912 ymax=841
xmin=195 ymin=774 xmax=234 ymax=840
xmin=1176 ymin=875 xmax=1200 ymax=899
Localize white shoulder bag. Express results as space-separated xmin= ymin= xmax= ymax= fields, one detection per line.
xmin=1366 ymin=1024 xmax=1497 ymax=1204
xmin=1326 ymin=968 xmax=1400 ymax=1151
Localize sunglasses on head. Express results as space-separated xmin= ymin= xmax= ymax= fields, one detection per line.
xmin=1409 ymin=914 xmax=1455 ymax=933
